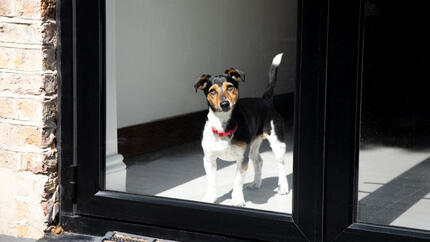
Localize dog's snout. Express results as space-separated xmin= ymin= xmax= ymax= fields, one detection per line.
xmin=220 ymin=101 xmax=230 ymax=109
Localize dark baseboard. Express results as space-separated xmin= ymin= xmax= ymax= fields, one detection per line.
xmin=118 ymin=93 xmax=294 ymax=160
xmin=118 ymin=111 xmax=207 ymax=160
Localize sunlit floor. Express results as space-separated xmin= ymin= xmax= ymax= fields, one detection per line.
xmin=125 ymin=141 xmax=293 ymax=214
xmin=358 ymin=145 xmax=430 ymax=231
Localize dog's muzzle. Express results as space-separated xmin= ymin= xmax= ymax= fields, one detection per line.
xmin=220 ymin=101 xmax=230 ymax=111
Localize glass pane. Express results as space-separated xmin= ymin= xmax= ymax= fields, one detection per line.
xmin=358 ymin=1 xmax=430 ymax=230
xmin=105 ymin=0 xmax=297 ymax=214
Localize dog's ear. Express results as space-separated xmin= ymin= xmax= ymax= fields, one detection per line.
xmin=225 ymin=68 xmax=245 ymax=82
xmin=194 ymin=74 xmax=211 ymax=92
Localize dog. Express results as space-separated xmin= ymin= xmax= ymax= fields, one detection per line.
xmin=194 ymin=53 xmax=289 ymax=206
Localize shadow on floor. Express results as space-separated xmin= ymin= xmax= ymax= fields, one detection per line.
xmin=215 ymin=174 xmax=293 ymax=205
xmin=358 ymin=156 xmax=430 ymax=225
xmin=124 ymin=140 xmax=290 ymax=196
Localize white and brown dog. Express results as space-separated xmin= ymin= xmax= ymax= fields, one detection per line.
xmin=194 ymin=53 xmax=289 ymax=206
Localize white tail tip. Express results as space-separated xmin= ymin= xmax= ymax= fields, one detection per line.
xmin=272 ymin=53 xmax=283 ymax=66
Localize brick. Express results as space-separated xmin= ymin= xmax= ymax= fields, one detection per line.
xmin=0 ymin=168 xmax=17 ymax=236
xmin=21 ymin=151 xmax=56 ymax=173
xmin=0 ymin=0 xmax=55 ymax=20
xmin=0 ymin=123 xmax=43 ymax=148
xmin=41 ymin=21 xmax=56 ymax=46
xmin=17 ymin=224 xmax=29 ymax=237
xmin=0 ymin=97 xmax=44 ymax=121
xmin=21 ymin=152 xmax=44 ymax=172
xmin=43 ymin=173 xmax=56 ymax=195
xmin=0 ymin=72 xmax=57 ymax=95
xmin=20 ymin=0 xmax=43 ymax=19
xmin=24 ymin=126 xmax=42 ymax=146
xmin=0 ymin=149 xmax=21 ymax=169
xmin=42 ymin=98 xmax=57 ymax=123
xmin=40 ymin=0 xmax=55 ymax=19
xmin=42 ymin=46 xmax=55 ymax=70
xmin=17 ymin=98 xmax=43 ymax=121
xmin=0 ymin=45 xmax=55 ymax=72
xmin=0 ymin=0 xmax=17 ymax=17
xmin=0 ymin=0 xmax=56 ymax=19
xmin=43 ymin=73 xmax=57 ymax=94
xmin=16 ymin=201 xmax=29 ymax=220
xmin=0 ymin=46 xmax=43 ymax=71
xmin=1 ymin=0 xmax=42 ymax=19
xmin=0 ymin=97 xmax=14 ymax=118
xmin=0 ymin=22 xmax=41 ymax=44
xmin=0 ymin=0 xmax=39 ymax=19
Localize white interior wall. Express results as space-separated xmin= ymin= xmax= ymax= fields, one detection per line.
xmin=113 ymin=0 xmax=297 ymax=128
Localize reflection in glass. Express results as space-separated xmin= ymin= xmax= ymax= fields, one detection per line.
xmin=358 ymin=1 xmax=430 ymax=230
xmin=105 ymin=0 xmax=297 ymax=214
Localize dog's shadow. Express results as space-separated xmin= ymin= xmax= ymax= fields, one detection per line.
xmin=215 ymin=173 xmax=293 ymax=205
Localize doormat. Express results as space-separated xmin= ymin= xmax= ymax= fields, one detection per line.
xmin=101 ymin=231 xmax=175 ymax=242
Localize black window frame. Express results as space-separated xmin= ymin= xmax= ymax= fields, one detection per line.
xmin=323 ymin=1 xmax=430 ymax=242
xmin=57 ymin=0 xmax=430 ymax=241
xmin=58 ymin=0 xmax=325 ymax=241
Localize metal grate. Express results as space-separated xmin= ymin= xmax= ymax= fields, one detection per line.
xmin=101 ymin=231 xmax=175 ymax=242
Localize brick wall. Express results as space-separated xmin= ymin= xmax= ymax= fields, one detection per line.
xmin=0 ymin=0 xmax=57 ymax=239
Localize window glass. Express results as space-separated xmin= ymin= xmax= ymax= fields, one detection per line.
xmin=358 ymin=0 xmax=430 ymax=230
xmin=105 ymin=0 xmax=297 ymax=214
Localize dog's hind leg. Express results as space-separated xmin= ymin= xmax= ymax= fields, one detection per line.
xmin=246 ymin=136 xmax=264 ymax=189
xmin=202 ymin=154 xmax=217 ymax=203
xmin=267 ymin=121 xmax=289 ymax=195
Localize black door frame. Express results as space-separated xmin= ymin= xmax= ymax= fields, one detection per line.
xmin=58 ymin=0 xmax=325 ymax=241
xmin=57 ymin=0 xmax=430 ymax=241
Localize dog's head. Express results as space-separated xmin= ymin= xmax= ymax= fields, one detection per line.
xmin=194 ymin=68 xmax=245 ymax=112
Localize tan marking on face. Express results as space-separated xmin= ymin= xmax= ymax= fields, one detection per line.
xmin=207 ymin=84 xmax=221 ymax=110
xmin=262 ymin=132 xmax=269 ymax=137
xmin=222 ymin=82 xmax=239 ymax=106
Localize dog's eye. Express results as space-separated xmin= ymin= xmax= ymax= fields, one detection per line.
xmin=226 ymin=85 xmax=234 ymax=91
xmin=209 ymin=89 xmax=217 ymax=95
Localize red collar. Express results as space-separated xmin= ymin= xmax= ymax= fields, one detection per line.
xmin=212 ymin=123 xmax=238 ymax=137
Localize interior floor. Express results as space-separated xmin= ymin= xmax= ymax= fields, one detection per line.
xmin=124 ymin=140 xmax=293 ymax=214
xmin=358 ymin=145 xmax=430 ymax=230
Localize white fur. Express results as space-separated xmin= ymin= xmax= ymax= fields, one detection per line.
xmin=266 ymin=121 xmax=289 ymax=194
xmin=202 ymin=109 xmax=246 ymax=205
xmin=272 ymin=53 xmax=284 ymax=66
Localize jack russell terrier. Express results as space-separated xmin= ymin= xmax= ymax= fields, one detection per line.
xmin=194 ymin=53 xmax=289 ymax=206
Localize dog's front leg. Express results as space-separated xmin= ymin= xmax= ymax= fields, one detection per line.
xmin=202 ymin=154 xmax=217 ymax=203
xmin=231 ymin=159 xmax=247 ymax=207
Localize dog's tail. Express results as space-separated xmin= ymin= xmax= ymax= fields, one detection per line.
xmin=262 ymin=53 xmax=283 ymax=100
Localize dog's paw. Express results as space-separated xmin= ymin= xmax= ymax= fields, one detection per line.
xmin=202 ymin=191 xmax=217 ymax=203
xmin=231 ymin=198 xmax=246 ymax=207
xmin=246 ymin=181 xmax=262 ymax=189
xmin=231 ymin=192 xmax=246 ymax=207
xmin=277 ymin=184 xmax=289 ymax=195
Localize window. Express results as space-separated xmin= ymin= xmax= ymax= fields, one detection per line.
xmin=104 ymin=0 xmax=296 ymax=214
xmin=357 ymin=0 xmax=430 ymax=231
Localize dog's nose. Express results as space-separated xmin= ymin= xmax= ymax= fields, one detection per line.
xmin=220 ymin=101 xmax=230 ymax=109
